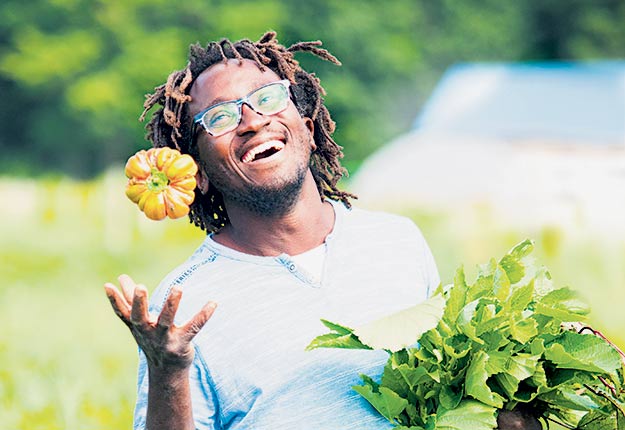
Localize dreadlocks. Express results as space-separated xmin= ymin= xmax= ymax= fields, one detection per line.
xmin=140 ymin=31 xmax=356 ymax=233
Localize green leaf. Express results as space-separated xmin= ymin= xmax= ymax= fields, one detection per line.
xmin=306 ymin=319 xmax=372 ymax=351
xmin=433 ymin=400 xmax=497 ymax=430
xmin=532 ymin=266 xmax=556 ymax=297
xmin=395 ymin=363 xmax=432 ymax=390
xmin=470 ymin=259 xmax=497 ymax=301
xmin=454 ymin=266 xmax=467 ymax=289
xmin=427 ymin=368 xmax=441 ymax=383
xmin=509 ymin=239 xmax=535 ymax=260
xmin=305 ymin=332 xmax=371 ymax=351
xmin=547 ymin=368 xmax=596 ymax=388
xmin=577 ymin=408 xmax=619 ymax=430
xmin=441 ymin=335 xmax=472 ymax=365
xmin=545 ymin=331 xmax=622 ymax=376
xmin=382 ymin=363 xmax=412 ymax=398
xmin=481 ymin=331 xmax=510 ymax=352
xmin=493 ymin=264 xmax=511 ymax=301
xmin=509 ymin=314 xmax=538 ymax=344
xmin=443 ymin=267 xmax=468 ymax=322
xmin=535 ymin=287 xmax=590 ymax=322
xmin=532 ymin=314 xmax=563 ymax=336
xmin=308 ymin=239 xmax=625 ymax=428
xmin=457 ymin=300 xmax=483 ymax=344
xmin=360 ymin=373 xmax=380 ymax=391
xmin=543 ymin=405 xmax=587 ymax=428
xmin=404 ymin=403 xmax=424 ymax=426
xmin=504 ymin=353 xmax=540 ymax=380
xmin=499 ymin=239 xmax=534 ymax=284
xmin=540 ymin=387 xmax=599 ymax=411
xmin=320 ymin=319 xmax=354 ymax=335
xmin=465 ymin=350 xmax=505 ymax=408
xmin=488 ymin=351 xmax=540 ymax=398
xmin=522 ymin=362 xmax=548 ymax=401
xmin=352 ymin=384 xmax=409 ymax=421
xmin=477 ymin=258 xmax=498 ymax=278
xmin=475 ymin=304 xmax=508 ymax=336
xmin=439 ymin=385 xmax=462 ymax=410
xmin=507 ymin=281 xmax=534 ymax=312
xmin=353 ymin=294 xmax=445 ymax=352
xmin=498 ymin=255 xmax=525 ymax=286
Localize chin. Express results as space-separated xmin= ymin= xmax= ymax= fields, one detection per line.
xmin=219 ymin=166 xmax=308 ymax=217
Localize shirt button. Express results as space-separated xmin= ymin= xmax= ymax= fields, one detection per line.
xmin=288 ymin=263 xmax=296 ymax=272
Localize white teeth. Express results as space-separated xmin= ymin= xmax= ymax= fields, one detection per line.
xmin=241 ymin=140 xmax=285 ymax=163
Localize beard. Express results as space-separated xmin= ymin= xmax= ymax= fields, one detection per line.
xmin=219 ymin=164 xmax=307 ymax=217
xmin=204 ymin=153 xmax=310 ymax=218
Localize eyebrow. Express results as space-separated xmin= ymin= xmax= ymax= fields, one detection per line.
xmin=201 ymin=79 xmax=276 ymax=111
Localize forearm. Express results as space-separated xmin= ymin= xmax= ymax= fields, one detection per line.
xmin=104 ymin=277 xmax=216 ymax=429
xmin=146 ymin=366 xmax=195 ymax=430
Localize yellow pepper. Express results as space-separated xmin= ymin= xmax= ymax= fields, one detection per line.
xmin=125 ymin=147 xmax=198 ymax=220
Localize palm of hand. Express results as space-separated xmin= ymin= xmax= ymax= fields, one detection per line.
xmin=104 ymin=274 xmax=216 ymax=370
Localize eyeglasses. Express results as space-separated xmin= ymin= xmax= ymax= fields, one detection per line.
xmin=193 ymin=79 xmax=292 ymax=137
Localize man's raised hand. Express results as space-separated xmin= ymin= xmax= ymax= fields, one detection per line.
xmin=104 ymin=274 xmax=217 ymax=369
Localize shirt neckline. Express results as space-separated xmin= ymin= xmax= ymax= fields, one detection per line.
xmin=203 ymin=199 xmax=346 ymax=265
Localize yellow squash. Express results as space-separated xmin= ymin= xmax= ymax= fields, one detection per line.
xmin=125 ymin=147 xmax=198 ymax=220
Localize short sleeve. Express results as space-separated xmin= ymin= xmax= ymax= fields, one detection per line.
xmin=132 ymin=249 xmax=222 ymax=429
xmin=132 ymin=349 xmax=149 ymax=430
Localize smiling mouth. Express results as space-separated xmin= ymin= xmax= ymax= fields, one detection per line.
xmin=241 ymin=140 xmax=286 ymax=163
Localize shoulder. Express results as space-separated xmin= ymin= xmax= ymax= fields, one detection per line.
xmin=333 ymin=201 xmax=441 ymax=295
xmin=148 ymin=238 xmax=218 ymax=314
xmin=336 ymin=202 xmax=427 ymax=242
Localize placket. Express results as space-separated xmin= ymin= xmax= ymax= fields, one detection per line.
xmin=275 ymin=254 xmax=323 ymax=288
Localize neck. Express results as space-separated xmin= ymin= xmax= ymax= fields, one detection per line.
xmin=213 ymin=171 xmax=335 ymax=256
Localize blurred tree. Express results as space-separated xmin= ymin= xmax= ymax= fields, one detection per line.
xmin=522 ymin=0 xmax=625 ymax=60
xmin=0 ymin=0 xmax=286 ymax=178
xmin=0 ymin=0 xmax=623 ymax=178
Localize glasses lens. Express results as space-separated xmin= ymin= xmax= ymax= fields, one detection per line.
xmin=203 ymin=102 xmax=240 ymax=136
xmin=249 ymin=82 xmax=289 ymax=115
xmin=195 ymin=81 xmax=290 ymax=137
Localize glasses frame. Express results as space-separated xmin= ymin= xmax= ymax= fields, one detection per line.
xmin=193 ymin=79 xmax=292 ymax=137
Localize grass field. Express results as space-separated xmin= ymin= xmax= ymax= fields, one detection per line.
xmin=1 ymin=172 xmax=623 ymax=429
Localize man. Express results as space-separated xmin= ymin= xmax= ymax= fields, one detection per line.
xmin=104 ymin=32 xmax=440 ymax=430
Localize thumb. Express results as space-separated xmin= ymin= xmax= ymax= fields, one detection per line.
xmin=181 ymin=301 xmax=217 ymax=341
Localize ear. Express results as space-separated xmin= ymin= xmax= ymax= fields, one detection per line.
xmin=303 ymin=117 xmax=317 ymax=152
xmin=196 ymin=168 xmax=209 ymax=195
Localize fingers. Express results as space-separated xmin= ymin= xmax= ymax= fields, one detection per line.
xmin=105 ymin=274 xmax=216 ymax=342
xmin=181 ymin=301 xmax=217 ymax=342
xmin=118 ymin=274 xmax=136 ymax=304
xmin=130 ymin=284 xmax=150 ymax=324
xmin=157 ymin=286 xmax=183 ymax=328
xmin=104 ymin=283 xmax=131 ymax=322
xmin=105 ymin=275 xmax=151 ymax=327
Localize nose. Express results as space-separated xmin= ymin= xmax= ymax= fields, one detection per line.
xmin=236 ymin=102 xmax=270 ymax=135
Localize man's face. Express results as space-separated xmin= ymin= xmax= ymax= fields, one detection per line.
xmin=189 ymin=59 xmax=316 ymax=216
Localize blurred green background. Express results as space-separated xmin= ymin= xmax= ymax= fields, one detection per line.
xmin=1 ymin=1 xmax=624 ymax=428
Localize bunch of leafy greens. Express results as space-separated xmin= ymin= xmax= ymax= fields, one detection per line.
xmin=307 ymin=240 xmax=625 ymax=429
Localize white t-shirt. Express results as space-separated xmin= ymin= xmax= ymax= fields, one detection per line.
xmin=134 ymin=201 xmax=440 ymax=430
xmin=290 ymin=242 xmax=326 ymax=284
